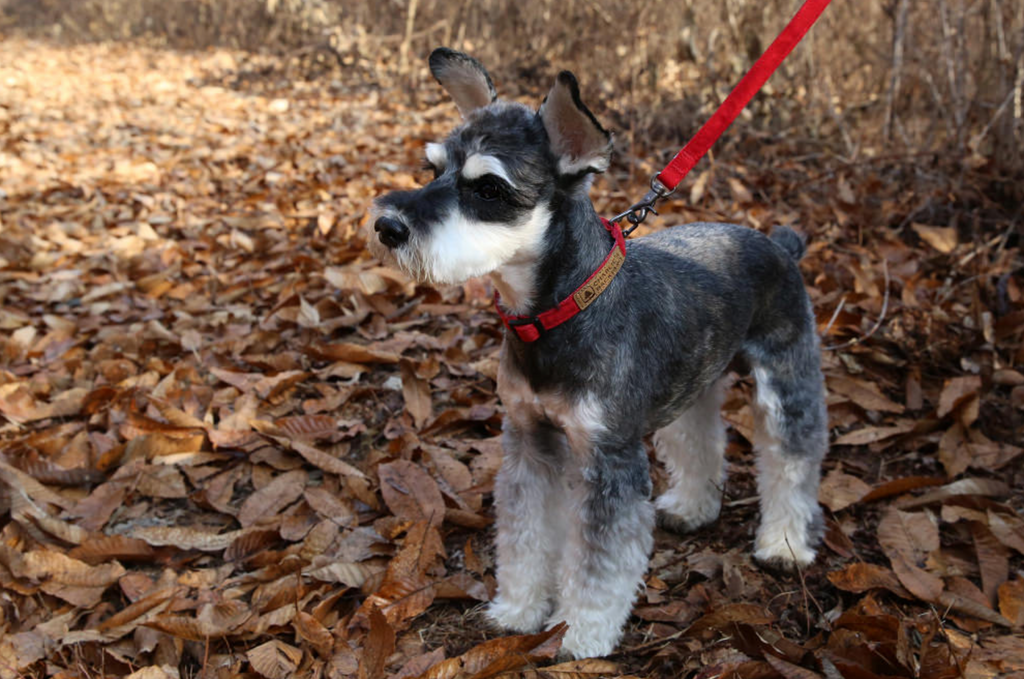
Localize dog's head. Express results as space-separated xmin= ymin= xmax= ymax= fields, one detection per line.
xmin=370 ymin=48 xmax=612 ymax=287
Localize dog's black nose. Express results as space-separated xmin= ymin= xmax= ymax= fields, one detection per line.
xmin=374 ymin=216 xmax=410 ymax=248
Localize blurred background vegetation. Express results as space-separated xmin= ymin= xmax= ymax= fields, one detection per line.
xmin=3 ymin=0 xmax=1022 ymax=207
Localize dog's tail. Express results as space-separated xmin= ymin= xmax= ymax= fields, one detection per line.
xmin=770 ymin=226 xmax=807 ymax=261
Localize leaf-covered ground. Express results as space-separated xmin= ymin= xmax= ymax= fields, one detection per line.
xmin=1 ymin=40 xmax=1022 ymax=679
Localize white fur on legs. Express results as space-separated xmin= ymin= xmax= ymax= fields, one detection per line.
xmin=487 ymin=432 xmax=562 ymax=632
xmin=751 ymin=368 xmax=820 ymax=567
xmin=653 ymin=378 xmax=728 ymax=532
xmin=547 ymin=474 xmax=654 ymax=659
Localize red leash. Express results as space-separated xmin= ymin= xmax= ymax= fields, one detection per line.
xmin=615 ymin=0 xmax=833 ymax=232
xmin=498 ymin=0 xmax=832 ymax=342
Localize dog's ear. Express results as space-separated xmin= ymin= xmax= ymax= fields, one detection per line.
xmin=540 ymin=71 xmax=612 ymax=176
xmin=429 ymin=48 xmax=497 ymax=117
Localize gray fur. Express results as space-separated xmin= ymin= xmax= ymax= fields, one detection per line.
xmin=371 ymin=49 xmax=828 ymax=659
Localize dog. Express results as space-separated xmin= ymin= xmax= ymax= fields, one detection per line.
xmin=369 ymin=48 xmax=828 ymax=659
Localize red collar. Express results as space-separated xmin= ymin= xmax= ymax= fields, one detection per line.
xmin=494 ymin=218 xmax=626 ymax=342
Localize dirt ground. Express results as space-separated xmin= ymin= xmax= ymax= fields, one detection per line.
xmin=1 ymin=39 xmax=1022 ymax=679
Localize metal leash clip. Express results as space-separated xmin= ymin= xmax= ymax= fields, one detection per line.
xmin=611 ymin=176 xmax=674 ymax=237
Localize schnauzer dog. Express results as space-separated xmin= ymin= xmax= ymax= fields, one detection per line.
xmin=370 ymin=48 xmax=828 ymax=659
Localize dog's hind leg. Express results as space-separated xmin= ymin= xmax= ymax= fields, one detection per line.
xmin=487 ymin=420 xmax=563 ymax=633
xmin=549 ymin=438 xmax=654 ymax=659
xmin=653 ymin=376 xmax=729 ymax=532
xmin=748 ymin=330 xmax=827 ymax=568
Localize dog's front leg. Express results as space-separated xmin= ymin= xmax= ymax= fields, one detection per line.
xmin=550 ymin=440 xmax=654 ymax=659
xmin=487 ymin=419 xmax=564 ymax=633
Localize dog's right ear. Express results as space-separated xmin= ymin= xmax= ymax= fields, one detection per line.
xmin=540 ymin=71 xmax=612 ymax=177
xmin=429 ymin=48 xmax=497 ymax=117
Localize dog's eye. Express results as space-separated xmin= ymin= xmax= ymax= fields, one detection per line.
xmin=474 ymin=177 xmax=501 ymax=201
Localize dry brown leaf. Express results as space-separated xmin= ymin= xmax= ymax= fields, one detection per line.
xmin=274 ymin=414 xmax=337 ymax=440
xmin=987 ymin=510 xmax=1024 ymax=555
xmin=71 ymin=481 xmax=128 ymax=531
xmin=304 ymin=486 xmax=357 ymax=525
xmin=309 ymin=342 xmax=400 ymax=364
xmin=358 ymin=606 xmax=396 ymax=679
xmin=827 ymin=563 xmax=912 ymax=598
xmin=131 ymin=525 xmax=257 ymax=552
xmin=124 ymin=667 xmax=180 ymax=679
xmin=877 ymin=508 xmax=943 ymax=602
xmin=247 ymin=640 xmax=303 ymax=679
xmin=97 ymin=587 xmax=178 ymax=633
xmin=324 ymin=267 xmax=383 ymax=294
xmin=938 ymin=591 xmax=1014 ymax=627
xmin=238 ymin=468 xmax=307 ymax=526
xmin=939 ymin=425 xmax=971 ymax=477
xmin=12 ymin=456 xmax=104 ymax=486
xmin=510 ymin=659 xmax=621 ymax=678
xmin=361 ymin=574 xmax=437 ymax=628
xmin=196 ymin=599 xmax=252 ymax=635
xmin=20 ymin=549 xmax=125 ymax=587
xmin=378 ymin=460 xmax=445 ymax=527
xmin=912 ymin=223 xmax=957 ymax=253
xmin=68 ymin=535 xmax=155 ymax=564
xmin=683 ymin=603 xmax=774 ymax=638
xmin=832 ymin=421 xmax=915 ymax=446
xmin=0 ymin=631 xmax=44 ymax=679
xmin=972 ymin=522 xmax=1010 ymax=604
xmin=765 ymin=654 xmax=823 ymax=679
xmin=289 ymin=439 xmax=366 ymax=479
xmin=414 ymin=623 xmax=566 ymax=679
xmin=877 ymin=507 xmax=939 ymax=556
xmin=896 ymin=477 xmax=1010 ymax=509
xmin=394 ymin=649 xmax=448 ymax=679
xmin=937 ymin=375 xmax=982 ymax=418
xmin=294 ymin=611 xmax=335 ymax=657
xmin=304 ymin=560 xmax=377 ymax=587
xmin=20 ymin=508 xmax=92 ymax=545
xmin=433 ymin=572 xmax=489 ymax=602
xmin=224 ymin=528 xmax=279 ymax=562
xmin=136 ymin=464 xmax=188 ymax=498
xmin=827 ymin=375 xmax=904 ymax=413
xmin=997 ymin=578 xmax=1024 ymax=627
xmin=386 ymin=521 xmax=446 ymax=581
xmin=859 ymin=476 xmax=945 ymax=503
xmin=818 ymin=468 xmax=871 ymax=512
xmin=300 ymin=519 xmax=339 ymax=559
xmin=401 ymin=359 xmax=433 ymax=429
xmin=0 ymin=460 xmax=75 ymax=510
xmin=146 ymin=614 xmax=215 ymax=642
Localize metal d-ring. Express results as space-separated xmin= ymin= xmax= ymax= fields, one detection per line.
xmin=613 ymin=175 xmax=676 ymax=237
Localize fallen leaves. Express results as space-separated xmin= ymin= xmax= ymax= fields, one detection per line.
xmin=378 ymin=460 xmax=447 ymax=527
xmin=413 ymin=624 xmax=566 ymax=679
xmin=247 ymin=640 xmax=304 ymax=679
xmin=0 ymin=35 xmax=1021 ymax=679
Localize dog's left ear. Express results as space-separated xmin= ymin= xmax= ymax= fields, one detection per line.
xmin=540 ymin=71 xmax=612 ymax=176
xmin=429 ymin=47 xmax=497 ymax=117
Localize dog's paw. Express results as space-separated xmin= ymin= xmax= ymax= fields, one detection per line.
xmin=654 ymin=491 xmax=721 ymax=533
xmin=550 ymin=619 xmax=619 ymax=660
xmin=754 ymin=508 xmax=821 ymax=569
xmin=486 ymin=597 xmax=549 ymax=634
xmin=753 ymin=536 xmax=816 ymax=570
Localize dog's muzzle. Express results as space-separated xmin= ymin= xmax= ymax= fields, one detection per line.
xmin=374 ymin=216 xmax=410 ymax=249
